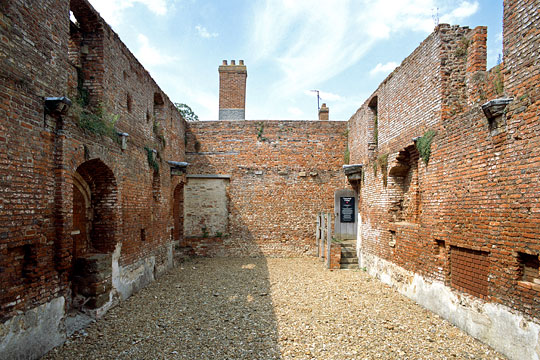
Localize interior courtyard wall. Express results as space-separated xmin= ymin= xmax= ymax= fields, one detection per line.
xmin=348 ymin=1 xmax=539 ymax=358
xmin=1 ymin=0 xmax=187 ymax=358
xmin=185 ymin=120 xmax=348 ymax=257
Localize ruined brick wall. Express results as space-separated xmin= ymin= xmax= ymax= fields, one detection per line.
xmin=349 ymin=24 xmax=475 ymax=268
xmin=349 ymin=24 xmax=480 ymax=166
xmin=186 ymin=120 xmax=348 ymax=256
xmin=0 ymin=0 xmax=71 ymax=322
xmin=350 ymin=0 xmax=540 ymax=327
xmin=1 ymin=0 xmax=186 ymax=340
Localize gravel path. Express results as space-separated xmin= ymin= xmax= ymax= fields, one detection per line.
xmin=44 ymin=258 xmax=505 ymax=359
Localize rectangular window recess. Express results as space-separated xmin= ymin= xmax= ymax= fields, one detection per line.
xmin=436 ymin=240 xmax=445 ymax=256
xmin=519 ymin=252 xmax=539 ymax=283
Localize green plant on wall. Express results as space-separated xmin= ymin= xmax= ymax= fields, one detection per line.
xmin=144 ymin=146 xmax=160 ymax=172
xmin=454 ymin=36 xmax=470 ymax=57
xmin=73 ymin=71 xmax=119 ymax=140
xmin=72 ymin=100 xmax=119 ymax=139
xmin=343 ymin=128 xmax=350 ymax=164
xmin=493 ymin=64 xmax=504 ymax=95
xmin=257 ymin=122 xmax=268 ymax=142
xmin=416 ymin=130 xmax=436 ymax=165
xmin=377 ymin=153 xmax=388 ymax=187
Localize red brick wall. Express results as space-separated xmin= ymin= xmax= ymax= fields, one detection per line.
xmin=0 ymin=0 xmax=70 ymax=321
xmin=186 ymin=120 xmax=349 ymax=256
xmin=350 ymin=0 xmax=540 ymax=322
xmin=1 ymin=0 xmax=187 ymax=321
xmin=218 ymin=61 xmax=247 ymax=115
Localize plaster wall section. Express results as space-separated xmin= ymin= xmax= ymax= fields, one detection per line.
xmin=184 ymin=177 xmax=229 ymax=238
xmin=186 ymin=120 xmax=348 ymax=257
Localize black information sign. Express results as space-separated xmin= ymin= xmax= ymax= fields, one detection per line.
xmin=340 ymin=197 xmax=355 ymax=223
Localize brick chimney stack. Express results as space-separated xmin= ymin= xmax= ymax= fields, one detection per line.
xmin=318 ymin=103 xmax=329 ymax=120
xmin=218 ymin=60 xmax=247 ymax=120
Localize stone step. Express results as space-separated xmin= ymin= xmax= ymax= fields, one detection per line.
xmin=340 ymin=257 xmax=358 ymax=264
xmin=337 ymin=242 xmax=356 ymax=250
xmin=341 ymin=249 xmax=357 ymax=257
xmin=340 ymin=262 xmax=359 ymax=269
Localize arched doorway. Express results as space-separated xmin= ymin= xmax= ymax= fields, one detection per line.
xmin=71 ymin=159 xmax=118 ymax=309
xmin=72 ymin=172 xmax=91 ymax=258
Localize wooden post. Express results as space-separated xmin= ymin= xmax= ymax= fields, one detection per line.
xmin=316 ymin=212 xmax=321 ymax=257
xmin=326 ymin=212 xmax=332 ymax=268
xmin=320 ymin=213 xmax=326 ymax=260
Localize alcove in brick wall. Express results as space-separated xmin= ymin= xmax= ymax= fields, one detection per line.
xmin=387 ymin=145 xmax=420 ymax=223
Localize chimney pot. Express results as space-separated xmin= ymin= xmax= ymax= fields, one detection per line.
xmin=222 ymin=60 xmax=227 ymax=65
xmin=239 ymin=60 xmax=244 ymax=65
xmin=318 ymin=103 xmax=329 ymax=120
xmin=231 ymin=60 xmax=236 ymax=65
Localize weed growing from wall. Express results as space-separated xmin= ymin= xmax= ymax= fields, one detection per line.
xmin=343 ymin=128 xmax=350 ymax=164
xmin=73 ymin=72 xmax=119 ymax=139
xmin=493 ymin=64 xmax=504 ymax=95
xmin=257 ymin=123 xmax=268 ymax=142
xmin=344 ymin=145 xmax=350 ymax=164
xmin=416 ymin=130 xmax=436 ymax=165
xmin=454 ymin=36 xmax=470 ymax=57
xmin=144 ymin=146 xmax=160 ymax=172
xmin=72 ymin=100 xmax=118 ymax=139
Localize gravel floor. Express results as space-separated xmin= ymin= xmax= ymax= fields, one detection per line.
xmin=44 ymin=257 xmax=505 ymax=359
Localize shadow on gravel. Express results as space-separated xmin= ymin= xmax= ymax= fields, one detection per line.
xmin=43 ymin=257 xmax=282 ymax=360
xmin=169 ymin=257 xmax=282 ymax=359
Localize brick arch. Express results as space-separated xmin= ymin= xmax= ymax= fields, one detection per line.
xmin=72 ymin=172 xmax=91 ymax=258
xmin=75 ymin=159 xmax=119 ymax=253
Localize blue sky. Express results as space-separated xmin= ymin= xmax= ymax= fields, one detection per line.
xmin=86 ymin=0 xmax=503 ymax=121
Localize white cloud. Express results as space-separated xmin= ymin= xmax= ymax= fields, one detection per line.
xmin=88 ymin=0 xmax=168 ymax=26
xmin=288 ymin=107 xmax=305 ymax=117
xmin=440 ymin=1 xmax=479 ymax=24
xmin=304 ymin=90 xmax=342 ymax=102
xmin=195 ymin=25 xmax=218 ymax=39
xmin=249 ymin=0 xmax=479 ymax=100
xmin=135 ymin=34 xmax=178 ymax=67
xmin=370 ymin=61 xmax=398 ymax=76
